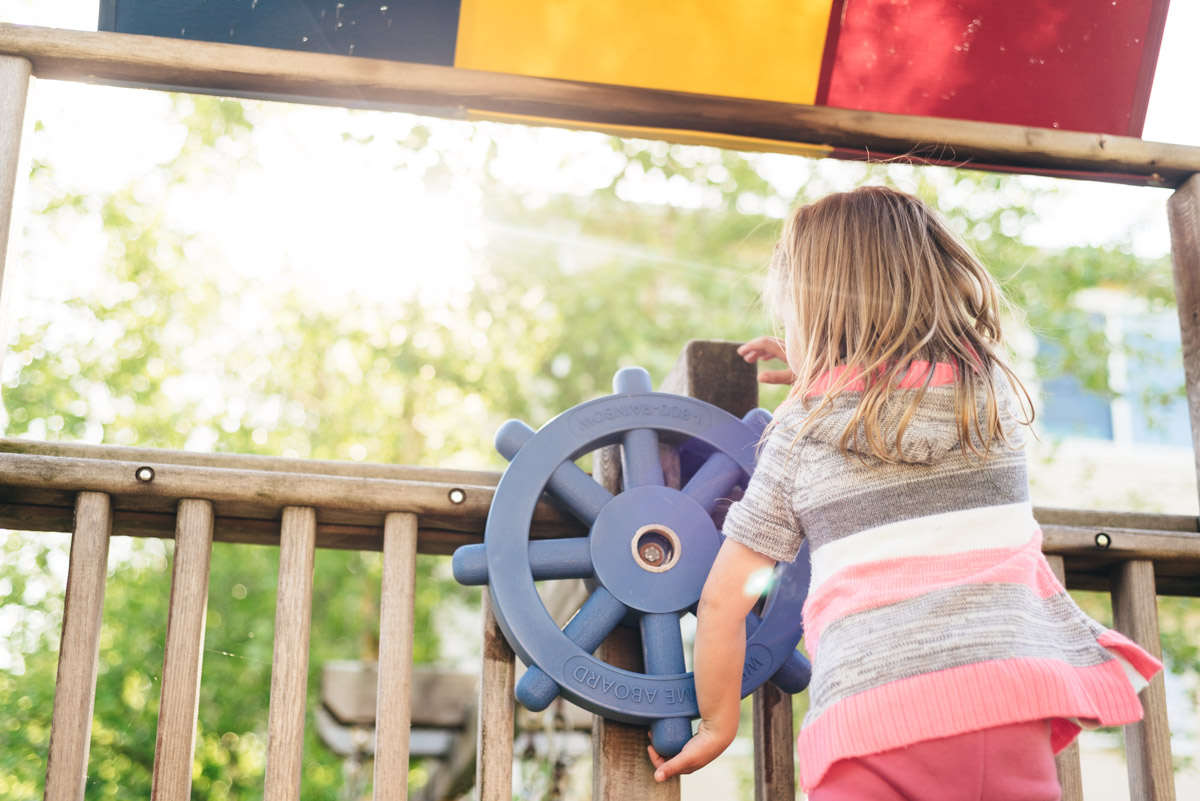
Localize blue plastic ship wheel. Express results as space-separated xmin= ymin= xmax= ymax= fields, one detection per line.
xmin=453 ymin=367 xmax=811 ymax=758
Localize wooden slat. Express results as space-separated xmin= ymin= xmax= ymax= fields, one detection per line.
xmin=1 ymin=25 xmax=1200 ymax=186
xmin=1045 ymin=555 xmax=1084 ymax=801
xmin=264 ymin=506 xmax=318 ymax=801
xmin=751 ymin=681 xmax=794 ymax=801
xmin=1168 ymin=173 xmax=1200 ymax=509
xmin=374 ymin=512 xmax=419 ymax=801
xmin=1110 ymin=560 xmax=1175 ymax=801
xmin=44 ymin=492 xmax=113 ymax=801
xmin=151 ymin=499 xmax=214 ymax=801
xmin=475 ymin=592 xmax=515 ymax=801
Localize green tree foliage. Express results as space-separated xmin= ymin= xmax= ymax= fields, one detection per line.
xmin=1 ymin=92 xmax=1194 ymax=800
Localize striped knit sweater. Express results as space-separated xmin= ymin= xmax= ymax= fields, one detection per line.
xmin=721 ymin=362 xmax=1163 ymax=790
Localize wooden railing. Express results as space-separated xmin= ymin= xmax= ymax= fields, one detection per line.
xmin=3 ymin=341 xmax=1198 ymax=800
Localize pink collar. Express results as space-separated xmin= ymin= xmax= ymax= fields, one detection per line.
xmin=804 ymin=361 xmax=959 ymax=397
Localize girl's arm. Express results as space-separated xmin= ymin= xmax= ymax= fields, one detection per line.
xmin=647 ymin=539 xmax=776 ymax=781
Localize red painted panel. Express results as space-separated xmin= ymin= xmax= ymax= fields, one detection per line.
xmin=819 ymin=0 xmax=1170 ymax=137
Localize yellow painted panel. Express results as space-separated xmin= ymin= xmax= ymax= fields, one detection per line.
xmin=456 ymin=0 xmax=833 ymax=105
xmin=466 ymin=109 xmax=834 ymax=161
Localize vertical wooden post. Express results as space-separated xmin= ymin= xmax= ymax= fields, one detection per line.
xmin=151 ymin=499 xmax=215 ymax=801
xmin=1111 ymin=560 xmax=1175 ymax=801
xmin=374 ymin=512 xmax=419 ymax=801
xmin=1044 ymin=554 xmax=1084 ymax=801
xmin=751 ymin=682 xmax=794 ymax=801
xmin=264 ymin=506 xmax=318 ymax=801
xmin=592 ymin=445 xmax=680 ymax=801
xmin=0 ymin=55 xmax=32 ymax=379
xmin=592 ymin=341 xmax=762 ymax=800
xmin=476 ymin=591 xmax=516 ymax=801
xmin=1167 ymin=173 xmax=1200 ymax=508
xmin=44 ymin=492 xmax=113 ymax=801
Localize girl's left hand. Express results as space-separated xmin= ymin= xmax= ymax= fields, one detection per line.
xmin=645 ymin=722 xmax=734 ymax=782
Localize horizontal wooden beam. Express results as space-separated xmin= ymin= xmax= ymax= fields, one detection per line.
xmin=2 ymin=444 xmax=1197 ymax=590
xmin=1 ymin=24 xmax=1198 ymax=187
xmin=0 ymin=450 xmax=573 ymax=528
xmin=0 ymin=437 xmax=500 ymax=486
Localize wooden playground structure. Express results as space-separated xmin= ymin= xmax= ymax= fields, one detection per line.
xmin=1 ymin=10 xmax=1200 ymax=801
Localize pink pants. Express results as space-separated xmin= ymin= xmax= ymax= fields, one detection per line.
xmin=809 ymin=720 xmax=1061 ymax=801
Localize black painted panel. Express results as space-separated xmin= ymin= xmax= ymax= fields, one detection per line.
xmin=98 ymin=1 xmax=461 ymax=66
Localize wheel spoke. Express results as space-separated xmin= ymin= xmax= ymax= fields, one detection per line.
xmin=621 ymin=427 xmax=665 ymax=487
xmin=682 ymin=451 xmax=744 ymax=514
xmin=496 ymin=419 xmax=613 ymax=524
xmin=639 ymin=613 xmax=686 ymax=675
xmin=529 ymin=538 xmax=594 ymax=581
xmin=545 ymin=461 xmax=614 ymax=525
xmin=562 ymin=587 xmax=628 ymax=654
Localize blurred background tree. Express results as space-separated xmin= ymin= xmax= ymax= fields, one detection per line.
xmin=0 ymin=90 xmax=1193 ymax=800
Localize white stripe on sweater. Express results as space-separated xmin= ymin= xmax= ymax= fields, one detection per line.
xmin=809 ymin=501 xmax=1038 ymax=592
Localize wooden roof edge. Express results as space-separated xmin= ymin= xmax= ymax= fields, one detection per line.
xmin=2 ymin=24 xmax=1198 ymax=188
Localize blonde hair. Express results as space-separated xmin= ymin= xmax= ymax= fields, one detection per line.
xmin=769 ymin=185 xmax=1032 ymax=462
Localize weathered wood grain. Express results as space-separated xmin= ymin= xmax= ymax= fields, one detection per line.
xmin=1111 ymin=560 xmax=1175 ymax=801
xmin=1168 ymin=174 xmax=1200 ymax=509
xmin=150 ymin=499 xmax=214 ymax=801
xmin=1045 ymin=555 xmax=1084 ymax=801
xmin=264 ymin=507 xmax=318 ymax=801
xmin=1 ymin=25 xmax=1199 ymax=186
xmin=44 ymin=492 xmax=113 ymax=801
xmin=374 ymin=512 xmax=419 ymax=801
xmin=0 ymin=55 xmax=31 ymax=378
xmin=751 ymin=681 xmax=795 ymax=801
xmin=476 ymin=593 xmax=515 ymax=801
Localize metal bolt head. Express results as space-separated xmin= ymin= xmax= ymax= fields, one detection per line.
xmin=639 ymin=542 xmax=665 ymax=566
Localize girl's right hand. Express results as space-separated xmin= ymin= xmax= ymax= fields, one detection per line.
xmin=646 ymin=720 xmax=735 ymax=781
xmin=737 ymin=336 xmax=795 ymax=385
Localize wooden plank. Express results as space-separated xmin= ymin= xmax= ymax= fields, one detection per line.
xmin=1110 ymin=560 xmax=1175 ymax=801
xmin=44 ymin=492 xmax=113 ymax=801
xmin=751 ymin=681 xmax=794 ymax=801
xmin=1 ymin=25 xmax=1199 ymax=186
xmin=150 ymin=499 xmax=214 ymax=801
xmin=1044 ymin=555 xmax=1084 ymax=801
xmin=1168 ymin=174 xmax=1200 ymax=510
xmin=0 ymin=451 xmax=574 ymax=528
xmin=0 ymin=55 xmax=30 ymax=367
xmin=0 ymin=498 xmax=574 ymax=556
xmin=476 ymin=592 xmax=515 ymax=801
xmin=374 ymin=512 xmax=419 ymax=801
xmin=0 ymin=436 xmax=500 ymax=487
xmin=264 ymin=506 xmax=318 ymax=801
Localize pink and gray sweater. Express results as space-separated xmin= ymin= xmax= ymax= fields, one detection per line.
xmin=721 ymin=363 xmax=1162 ymax=790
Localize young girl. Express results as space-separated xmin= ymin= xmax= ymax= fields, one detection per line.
xmin=647 ymin=186 xmax=1163 ymax=799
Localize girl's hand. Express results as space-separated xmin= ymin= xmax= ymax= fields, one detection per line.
xmin=646 ymin=721 xmax=735 ymax=782
xmin=737 ymin=336 xmax=795 ymax=385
